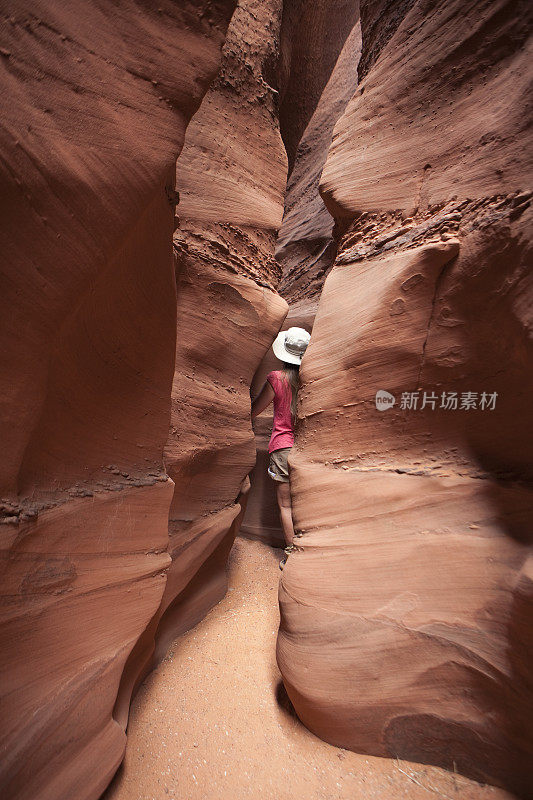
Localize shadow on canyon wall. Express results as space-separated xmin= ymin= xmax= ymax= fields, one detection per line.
xmin=0 ymin=1 xmax=531 ymax=798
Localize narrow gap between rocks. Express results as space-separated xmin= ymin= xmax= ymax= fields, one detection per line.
xmin=3 ymin=3 xmax=529 ymax=800
xmin=102 ymin=538 xmax=505 ymax=800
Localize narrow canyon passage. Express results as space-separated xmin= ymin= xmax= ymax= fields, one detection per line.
xmin=103 ymin=537 xmax=514 ymax=800
xmin=1 ymin=2 xmax=531 ymax=799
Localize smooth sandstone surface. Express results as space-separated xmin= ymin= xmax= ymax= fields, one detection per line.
xmin=161 ymin=0 xmax=288 ymax=668
xmin=243 ymin=10 xmax=362 ymax=546
xmin=278 ymin=0 xmax=360 ymax=173
xmin=321 ymin=0 xmax=532 ymax=216
xmin=277 ymin=18 xmax=361 ymax=304
xmin=278 ymin=0 xmax=533 ymax=795
xmin=2 ymin=1 xmax=532 ymax=798
xmin=0 ymin=3 xmax=236 ymax=799
xmin=104 ymin=536 xmax=515 ymax=800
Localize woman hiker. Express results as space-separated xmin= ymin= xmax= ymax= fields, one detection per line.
xmin=251 ymin=327 xmax=311 ymax=566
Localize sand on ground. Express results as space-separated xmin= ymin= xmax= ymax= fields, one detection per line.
xmin=103 ymin=537 xmax=516 ymax=800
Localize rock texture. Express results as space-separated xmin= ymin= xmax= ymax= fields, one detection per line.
xmin=278 ymin=0 xmax=360 ymax=173
xmin=277 ymin=18 xmax=361 ymax=306
xmin=159 ymin=0 xmax=288 ymax=662
xmin=0 ymin=3 xmax=236 ymax=799
xmin=277 ymin=0 xmax=533 ymax=795
xmin=3 ymin=1 xmax=531 ymax=798
xmin=104 ymin=536 xmax=517 ymax=800
xmin=242 ymin=5 xmax=362 ymax=546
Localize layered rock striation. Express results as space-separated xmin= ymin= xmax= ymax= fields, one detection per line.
xmin=278 ymin=0 xmax=533 ymax=795
xmin=2 ymin=1 xmax=532 ymax=798
xmin=158 ymin=0 xmax=288 ymax=661
xmin=0 ymin=3 xmax=236 ymax=799
xmin=242 ymin=5 xmax=362 ymax=546
xmin=277 ymin=17 xmax=361 ymax=309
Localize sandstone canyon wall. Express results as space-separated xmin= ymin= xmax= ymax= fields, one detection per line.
xmin=277 ymin=0 xmax=533 ymax=795
xmin=241 ymin=6 xmax=362 ymax=546
xmin=2 ymin=1 xmax=532 ymax=798
xmin=0 ymin=3 xmax=237 ymax=799
xmin=155 ymin=0 xmax=288 ymax=663
xmin=3 ymin=1 xmax=358 ymax=795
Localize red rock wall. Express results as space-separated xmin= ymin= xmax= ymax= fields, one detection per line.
xmin=277 ymin=17 xmax=361 ymax=306
xmin=277 ymin=0 xmax=533 ymax=795
xmin=157 ymin=0 xmax=288 ymax=661
xmin=241 ymin=5 xmax=361 ymax=546
xmin=0 ymin=3 xmax=236 ymax=799
xmin=278 ymin=0 xmax=360 ymax=172
xmin=3 ymin=1 xmax=531 ymax=797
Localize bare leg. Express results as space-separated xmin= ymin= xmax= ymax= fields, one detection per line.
xmin=276 ymin=481 xmax=294 ymax=546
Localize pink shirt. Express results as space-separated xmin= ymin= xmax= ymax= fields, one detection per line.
xmin=266 ymin=370 xmax=294 ymax=453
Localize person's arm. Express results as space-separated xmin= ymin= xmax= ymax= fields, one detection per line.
xmin=251 ymin=380 xmax=274 ymax=419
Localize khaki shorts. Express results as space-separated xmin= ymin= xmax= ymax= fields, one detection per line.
xmin=268 ymin=448 xmax=291 ymax=483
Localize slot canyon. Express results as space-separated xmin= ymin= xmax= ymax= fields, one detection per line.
xmin=0 ymin=1 xmax=531 ymax=799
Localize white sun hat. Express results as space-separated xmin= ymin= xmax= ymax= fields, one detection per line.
xmin=272 ymin=327 xmax=311 ymax=365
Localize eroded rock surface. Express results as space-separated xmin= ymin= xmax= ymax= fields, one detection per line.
xmin=277 ymin=17 xmax=361 ymax=306
xmin=158 ymin=0 xmax=288 ymax=662
xmin=2 ymin=1 xmax=531 ymax=798
xmin=278 ymin=0 xmax=533 ymax=795
xmin=242 ymin=5 xmax=361 ymax=546
xmin=278 ymin=0 xmax=360 ymax=173
xmin=0 ymin=3 xmax=236 ymax=799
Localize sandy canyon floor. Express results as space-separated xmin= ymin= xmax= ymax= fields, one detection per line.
xmin=103 ymin=537 xmax=516 ymax=800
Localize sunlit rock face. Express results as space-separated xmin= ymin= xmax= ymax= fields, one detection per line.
xmin=159 ymin=0 xmax=288 ymax=662
xmin=0 ymin=2 xmax=236 ymax=799
xmin=277 ymin=0 xmax=533 ymax=795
